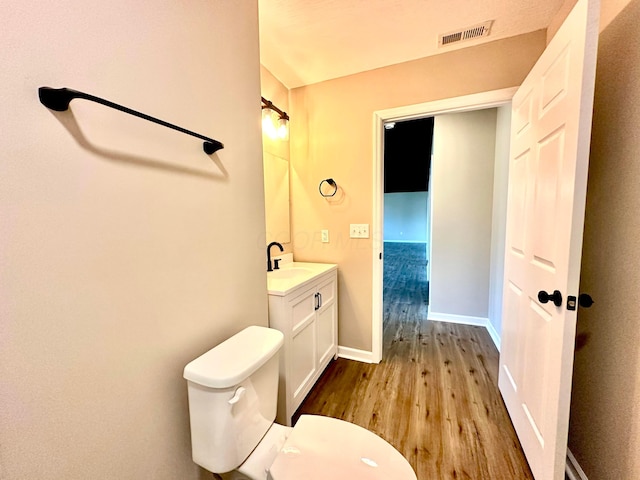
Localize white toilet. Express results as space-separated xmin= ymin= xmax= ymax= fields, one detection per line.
xmin=183 ymin=325 xmax=417 ymax=480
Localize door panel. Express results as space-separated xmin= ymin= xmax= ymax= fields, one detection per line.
xmin=291 ymin=321 xmax=316 ymax=400
xmin=498 ymin=0 xmax=599 ymax=478
xmin=316 ymin=304 xmax=335 ymax=367
xmin=316 ymin=276 xmax=337 ymax=367
xmin=316 ymin=277 xmax=335 ymax=306
xmin=290 ymin=288 xmax=316 ymax=334
xmin=532 ymin=129 xmax=564 ymax=267
xmin=510 ymin=153 xmax=529 ymax=257
xmin=501 ymin=281 xmax=524 ymax=390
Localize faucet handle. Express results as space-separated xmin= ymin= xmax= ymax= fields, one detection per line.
xmin=274 ymin=259 xmax=281 ymax=270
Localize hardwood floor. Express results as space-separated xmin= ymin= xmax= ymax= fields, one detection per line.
xmin=294 ymin=243 xmax=534 ymax=479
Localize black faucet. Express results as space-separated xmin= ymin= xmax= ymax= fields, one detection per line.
xmin=266 ymin=241 xmax=284 ymax=272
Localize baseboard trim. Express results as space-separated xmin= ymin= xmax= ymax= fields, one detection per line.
xmin=566 ymin=448 xmax=589 ymax=480
xmin=427 ymin=311 xmax=488 ymax=327
xmin=427 ymin=310 xmax=502 ymax=352
xmin=338 ymin=346 xmax=377 ymax=364
xmin=486 ymin=320 xmax=501 ymax=352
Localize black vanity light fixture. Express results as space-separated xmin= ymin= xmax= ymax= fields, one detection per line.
xmin=38 ymin=87 xmax=224 ymax=154
xmin=261 ymin=96 xmax=289 ymax=140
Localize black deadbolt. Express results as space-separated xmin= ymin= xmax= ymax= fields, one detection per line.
xmin=538 ymin=290 xmax=563 ymax=307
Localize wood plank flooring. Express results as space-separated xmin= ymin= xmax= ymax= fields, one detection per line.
xmin=293 ymin=243 xmax=534 ymax=480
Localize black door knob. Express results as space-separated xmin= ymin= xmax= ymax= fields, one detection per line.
xmin=538 ymin=290 xmax=563 ymax=307
xmin=578 ymin=293 xmax=594 ymax=308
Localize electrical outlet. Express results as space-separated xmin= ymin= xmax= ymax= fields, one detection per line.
xmin=321 ymin=229 xmax=329 ymax=243
xmin=350 ymin=224 xmax=370 ymax=238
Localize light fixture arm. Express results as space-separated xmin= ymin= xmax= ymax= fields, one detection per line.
xmin=261 ymin=96 xmax=289 ymax=121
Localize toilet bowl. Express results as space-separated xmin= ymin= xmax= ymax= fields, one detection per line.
xmin=183 ymin=326 xmax=416 ymax=480
xmin=267 ymin=415 xmax=416 ymax=480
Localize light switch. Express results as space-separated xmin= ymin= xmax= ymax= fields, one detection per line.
xmin=350 ymin=224 xmax=370 ymax=238
xmin=321 ymin=229 xmax=329 ymax=243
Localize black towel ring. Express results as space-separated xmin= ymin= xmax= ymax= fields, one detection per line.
xmin=319 ymin=178 xmax=338 ymax=197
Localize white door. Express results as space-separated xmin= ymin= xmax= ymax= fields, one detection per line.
xmin=498 ymin=0 xmax=599 ymax=478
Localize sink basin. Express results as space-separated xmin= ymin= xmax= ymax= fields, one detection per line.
xmin=267 ymin=261 xmax=337 ymax=296
xmin=267 ymin=267 xmax=313 ymax=280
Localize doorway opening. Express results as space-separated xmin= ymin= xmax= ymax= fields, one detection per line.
xmin=382 ymin=117 xmax=433 ymax=350
xmin=371 ymin=87 xmax=517 ymax=363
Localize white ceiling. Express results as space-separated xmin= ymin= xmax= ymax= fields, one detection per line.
xmin=258 ymin=0 xmax=567 ymax=88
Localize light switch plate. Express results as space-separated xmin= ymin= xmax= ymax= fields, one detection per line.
xmin=350 ymin=223 xmax=370 ymax=238
xmin=321 ymin=229 xmax=329 ymax=243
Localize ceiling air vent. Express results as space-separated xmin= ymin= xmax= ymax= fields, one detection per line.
xmin=439 ymin=20 xmax=493 ymax=47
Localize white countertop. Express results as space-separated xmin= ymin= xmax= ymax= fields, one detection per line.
xmin=267 ymin=260 xmax=337 ymax=296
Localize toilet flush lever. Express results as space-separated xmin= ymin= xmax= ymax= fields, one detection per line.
xmin=228 ymin=387 xmax=246 ymax=405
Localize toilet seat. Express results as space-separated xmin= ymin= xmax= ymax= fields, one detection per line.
xmin=267 ymin=415 xmax=417 ymax=480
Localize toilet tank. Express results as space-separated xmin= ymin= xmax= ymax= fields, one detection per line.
xmin=183 ymin=326 xmax=284 ymax=474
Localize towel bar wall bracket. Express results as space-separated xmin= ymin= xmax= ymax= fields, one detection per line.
xmin=38 ymin=87 xmax=224 ymax=155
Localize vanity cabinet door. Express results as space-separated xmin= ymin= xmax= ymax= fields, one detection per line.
xmin=316 ymin=275 xmax=337 ymax=368
xmin=288 ymin=288 xmax=317 ymax=406
xmin=268 ymin=267 xmax=338 ymax=426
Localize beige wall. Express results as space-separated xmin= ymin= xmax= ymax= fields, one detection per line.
xmin=289 ymin=31 xmax=546 ymax=351
xmin=568 ymin=0 xmax=640 ymax=477
xmin=0 ymin=1 xmax=267 ymax=479
xmin=547 ymin=0 xmax=579 ymax=43
xmin=430 ymin=109 xmax=497 ymax=319
xmin=261 ymin=66 xmax=293 ymax=252
xmin=599 ymin=0 xmax=636 ymax=28
xmin=547 ymin=0 xmax=626 ymax=43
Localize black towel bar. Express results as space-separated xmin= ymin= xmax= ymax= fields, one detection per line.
xmin=38 ymin=87 xmax=224 ymax=154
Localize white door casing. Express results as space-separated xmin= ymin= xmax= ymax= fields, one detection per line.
xmin=498 ymin=0 xmax=599 ymax=479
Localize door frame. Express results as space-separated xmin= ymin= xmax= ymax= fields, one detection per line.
xmin=371 ymin=87 xmax=518 ymax=363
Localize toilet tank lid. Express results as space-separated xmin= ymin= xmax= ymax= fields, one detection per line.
xmin=183 ymin=326 xmax=284 ymax=389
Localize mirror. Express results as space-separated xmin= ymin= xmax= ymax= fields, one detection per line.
xmin=261 ymin=65 xmax=291 ymax=247
xmin=263 ymin=151 xmax=291 ymax=244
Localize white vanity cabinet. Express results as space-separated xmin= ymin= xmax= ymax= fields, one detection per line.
xmin=267 ymin=265 xmax=338 ymax=426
